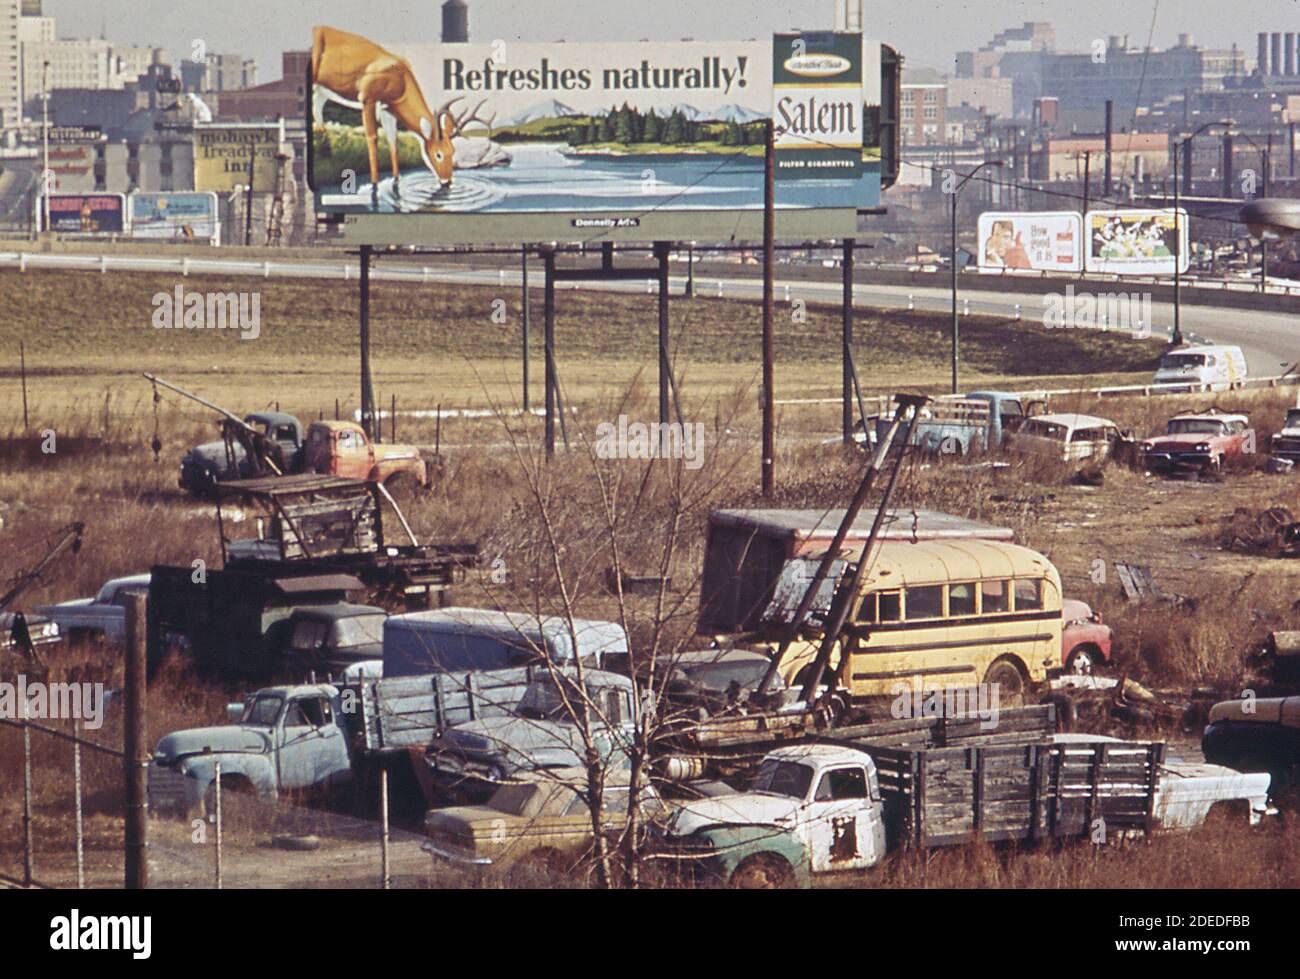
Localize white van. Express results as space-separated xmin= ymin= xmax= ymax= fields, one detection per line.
xmin=1155 ymin=345 xmax=1248 ymax=392
xmin=1010 ymin=413 xmax=1120 ymax=462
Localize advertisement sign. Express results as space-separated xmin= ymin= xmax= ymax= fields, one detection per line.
xmin=977 ymin=211 xmax=1082 ymax=272
xmin=128 ymin=192 xmax=220 ymax=242
xmin=1084 ymin=208 xmax=1188 ymax=276
xmin=308 ymin=26 xmax=885 ymax=243
xmin=772 ymin=32 xmax=863 ymax=180
xmin=39 ymin=193 xmax=126 ymax=234
xmin=43 ymin=144 xmax=99 ymax=194
xmin=46 ymin=125 xmax=102 ymax=143
xmin=193 ymin=123 xmax=283 ymax=193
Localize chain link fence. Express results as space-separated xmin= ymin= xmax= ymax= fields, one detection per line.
xmin=0 ymin=713 xmax=471 ymax=889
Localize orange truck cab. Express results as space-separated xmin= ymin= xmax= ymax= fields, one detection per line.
xmin=303 ymin=420 xmax=428 ymax=489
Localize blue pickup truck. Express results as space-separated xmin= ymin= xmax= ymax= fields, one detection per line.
xmin=870 ymin=390 xmax=1046 ymax=456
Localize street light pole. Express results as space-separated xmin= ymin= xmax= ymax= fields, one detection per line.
xmin=1171 ymin=120 xmax=1232 ymax=347
xmin=950 ymin=160 xmax=1002 ymax=394
xmin=41 ymin=61 xmax=50 ymax=235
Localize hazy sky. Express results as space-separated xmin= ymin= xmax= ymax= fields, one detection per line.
xmin=42 ymin=0 xmax=1291 ymax=80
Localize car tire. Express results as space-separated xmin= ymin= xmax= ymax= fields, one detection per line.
xmin=1065 ymin=644 xmax=1100 ymax=675
xmin=730 ymin=853 xmax=794 ymax=889
xmin=983 ymin=658 xmax=1027 ymax=707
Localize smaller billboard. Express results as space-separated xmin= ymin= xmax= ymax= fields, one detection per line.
xmin=977 ymin=211 xmax=1082 ymax=272
xmin=193 ymin=123 xmax=284 ymax=193
xmin=39 ymin=193 xmax=126 ymax=234
xmin=1085 ymin=208 xmax=1188 ymax=276
xmin=128 ymin=192 xmax=220 ymax=242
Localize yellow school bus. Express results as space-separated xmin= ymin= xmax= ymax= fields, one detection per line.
xmin=773 ymin=539 xmax=1062 ymax=704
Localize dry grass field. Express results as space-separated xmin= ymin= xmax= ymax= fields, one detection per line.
xmin=3 ymin=264 xmax=1299 ymax=888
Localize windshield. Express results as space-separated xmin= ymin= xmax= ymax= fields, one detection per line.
xmin=1159 ymin=354 xmax=1206 ymax=369
xmin=243 ymin=695 xmax=283 ymax=726
xmin=245 ymin=416 xmax=271 ymax=435
xmin=751 ymin=759 xmax=815 ymax=799
xmin=1167 ymin=419 xmax=1226 ymax=435
xmin=332 ymin=614 xmax=386 ymax=648
xmin=1286 ymin=411 xmax=1300 ymax=428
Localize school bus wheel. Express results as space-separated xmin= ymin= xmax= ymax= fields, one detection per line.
xmin=983 ymin=658 xmax=1027 ymax=706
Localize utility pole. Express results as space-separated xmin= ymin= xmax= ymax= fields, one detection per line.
xmin=761 ymin=120 xmax=775 ymax=497
xmin=244 ymin=144 xmax=256 ymax=247
xmin=41 ymin=61 xmax=51 ymax=234
xmin=1082 ymin=150 xmax=1092 ymax=216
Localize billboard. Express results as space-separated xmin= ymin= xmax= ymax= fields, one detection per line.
xmin=1085 ymin=208 xmax=1189 ymax=276
xmin=308 ymin=26 xmax=886 ymax=243
xmin=128 ymin=192 xmax=220 ymax=242
xmin=39 ymin=193 xmax=126 ymax=234
xmin=42 ymin=143 xmax=99 ymax=195
xmin=977 ymin=211 xmax=1082 ymax=272
xmin=193 ymin=123 xmax=284 ymax=193
xmin=772 ymin=32 xmax=863 ymax=180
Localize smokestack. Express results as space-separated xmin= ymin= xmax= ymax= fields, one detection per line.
xmin=1289 ymin=33 xmax=1297 ymax=75
xmin=441 ymin=0 xmax=468 ymax=43
xmin=1260 ymin=32 xmax=1270 ymax=75
xmin=1273 ymin=33 xmax=1283 ymax=75
xmin=1104 ymin=99 xmax=1114 ymax=195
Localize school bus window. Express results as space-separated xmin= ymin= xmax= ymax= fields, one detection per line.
xmin=981 ymin=579 xmax=1008 ymax=613
xmin=877 ymin=591 xmax=901 ymax=622
xmin=905 ymin=585 xmax=943 ymax=620
xmin=855 ymin=594 xmax=875 ymax=622
xmin=948 ymin=582 xmax=976 ymax=617
xmin=1014 ymin=579 xmax=1043 ymax=611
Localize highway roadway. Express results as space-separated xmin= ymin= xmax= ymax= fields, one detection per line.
xmin=1 ymin=248 xmax=1295 ymax=378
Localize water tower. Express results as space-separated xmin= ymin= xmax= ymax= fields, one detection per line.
xmin=442 ymin=0 xmax=468 ymax=43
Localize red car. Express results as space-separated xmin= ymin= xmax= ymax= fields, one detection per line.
xmin=1062 ymin=598 xmax=1112 ymax=674
xmin=1138 ymin=410 xmax=1251 ymax=474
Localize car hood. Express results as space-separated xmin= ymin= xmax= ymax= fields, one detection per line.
xmin=668 ymin=792 xmax=803 ymax=837
xmin=434 ymin=717 xmax=582 ymax=769
xmin=37 ymin=597 xmax=95 ymax=612
xmin=154 ymin=725 xmax=272 ymax=763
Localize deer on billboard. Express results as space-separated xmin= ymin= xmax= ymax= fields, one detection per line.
xmin=312 ymin=26 xmax=491 ymax=192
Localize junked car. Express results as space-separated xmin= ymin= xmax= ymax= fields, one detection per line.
xmin=1138 ymin=409 xmax=1251 ymax=474
xmin=275 ymin=603 xmax=387 ymax=677
xmin=1270 ymin=407 xmax=1300 ymax=464
xmin=421 ymin=767 xmax=666 ymax=882
xmin=1 ymin=611 xmax=61 ymax=658
xmin=34 ymin=573 xmax=151 ymax=645
xmin=1053 ymin=734 xmax=1273 ymax=829
xmin=421 ymin=668 xmax=637 ymax=805
xmin=1202 ymin=695 xmax=1300 ymax=794
xmin=1009 ymin=413 xmax=1120 ymax=463
xmin=179 ymin=411 xmax=305 ymax=495
xmin=1061 ymin=598 xmax=1112 ymax=674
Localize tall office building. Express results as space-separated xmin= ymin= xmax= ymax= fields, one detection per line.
xmin=0 ymin=0 xmax=20 ymax=130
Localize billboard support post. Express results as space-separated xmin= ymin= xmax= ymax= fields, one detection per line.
xmin=842 ymin=238 xmax=855 ymax=445
xmin=761 ymin=121 xmax=775 ymax=498
xmin=244 ymin=147 xmax=255 ymax=247
xmin=543 ymin=247 xmax=557 ymax=460
xmin=521 ymin=248 xmax=530 ymax=413
xmin=359 ymin=245 xmax=376 ymax=441
xmin=656 ymin=241 xmax=671 ymax=451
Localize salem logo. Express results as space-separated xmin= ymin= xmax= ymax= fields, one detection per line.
xmin=783 ymin=54 xmax=852 ymax=78
xmin=774 ymin=95 xmax=858 ymax=139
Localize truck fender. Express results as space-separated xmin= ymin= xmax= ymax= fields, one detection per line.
xmin=183 ymin=754 xmax=277 ymax=804
xmin=694 ymin=823 xmax=810 ymax=883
